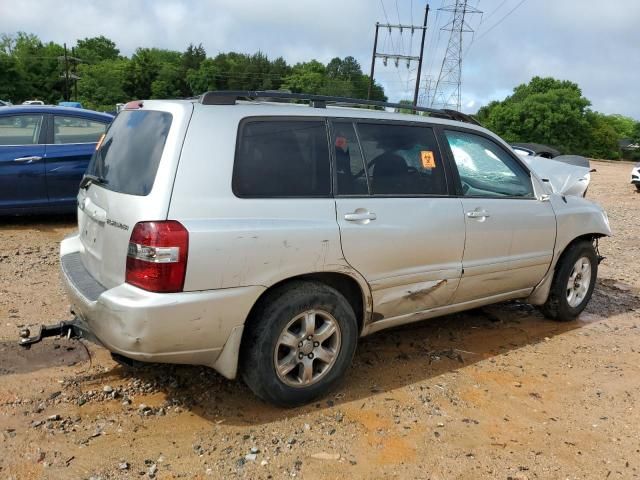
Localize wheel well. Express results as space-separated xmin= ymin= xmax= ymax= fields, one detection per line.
xmin=554 ymin=234 xmax=602 ymax=275
xmin=243 ymin=273 xmax=366 ymax=339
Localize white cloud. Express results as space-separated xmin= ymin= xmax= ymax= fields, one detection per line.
xmin=1 ymin=0 xmax=638 ymax=118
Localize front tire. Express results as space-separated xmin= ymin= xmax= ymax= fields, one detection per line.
xmin=541 ymin=240 xmax=598 ymax=321
xmin=240 ymin=280 xmax=358 ymax=407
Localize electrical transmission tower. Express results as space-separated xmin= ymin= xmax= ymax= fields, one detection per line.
xmin=430 ymin=0 xmax=481 ymax=110
xmin=418 ymin=75 xmax=435 ymax=107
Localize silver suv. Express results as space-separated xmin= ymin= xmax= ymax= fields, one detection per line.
xmin=60 ymin=92 xmax=611 ymax=406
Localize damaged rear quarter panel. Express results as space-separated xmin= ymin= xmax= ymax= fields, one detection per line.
xmin=181 ymin=216 xmax=363 ymax=292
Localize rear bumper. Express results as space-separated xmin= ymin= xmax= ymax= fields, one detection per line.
xmin=60 ymin=234 xmax=264 ymax=372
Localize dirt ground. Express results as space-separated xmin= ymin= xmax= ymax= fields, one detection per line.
xmin=1 ymin=160 xmax=639 ymax=480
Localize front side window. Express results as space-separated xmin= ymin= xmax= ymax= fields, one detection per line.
xmin=54 ymin=116 xmax=108 ymax=144
xmin=444 ymin=130 xmax=534 ymax=198
xmin=234 ymin=120 xmax=331 ymax=197
xmin=356 ymin=123 xmax=447 ymax=195
xmin=0 ymin=115 xmax=43 ymax=145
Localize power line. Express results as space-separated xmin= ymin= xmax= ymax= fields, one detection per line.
xmin=481 ymin=0 xmax=510 ymax=24
xmin=461 ymin=0 xmax=528 ymax=59
xmin=469 ymin=0 xmax=528 ymax=45
xmin=379 ymin=0 xmax=397 ymax=54
xmin=424 ymin=0 xmax=444 ymax=78
xmin=395 ymin=0 xmax=404 ymax=56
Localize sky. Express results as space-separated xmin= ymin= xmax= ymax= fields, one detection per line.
xmin=1 ymin=0 xmax=638 ymax=119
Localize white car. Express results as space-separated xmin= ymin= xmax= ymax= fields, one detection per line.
xmin=631 ymin=163 xmax=640 ymax=191
xmin=21 ymin=100 xmax=45 ymax=105
xmin=21 ymin=92 xmax=611 ymax=407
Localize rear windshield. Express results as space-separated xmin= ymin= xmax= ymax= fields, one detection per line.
xmin=88 ymin=110 xmax=172 ymax=196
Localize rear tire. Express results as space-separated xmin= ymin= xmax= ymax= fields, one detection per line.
xmin=635 ymin=184 xmax=640 ymax=192
xmin=540 ymin=240 xmax=597 ymax=321
xmin=240 ymin=280 xmax=358 ymax=407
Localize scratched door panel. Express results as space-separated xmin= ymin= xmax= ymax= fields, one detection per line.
xmin=336 ymin=197 xmax=465 ymax=320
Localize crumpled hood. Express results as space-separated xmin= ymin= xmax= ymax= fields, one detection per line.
xmin=521 ymin=156 xmax=591 ymax=197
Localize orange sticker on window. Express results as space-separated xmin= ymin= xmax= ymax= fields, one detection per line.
xmin=420 ymin=150 xmax=436 ymax=169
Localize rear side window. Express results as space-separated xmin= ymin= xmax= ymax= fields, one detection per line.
xmin=54 ymin=116 xmax=108 ymax=144
xmin=88 ymin=110 xmax=172 ymax=196
xmin=233 ymin=120 xmax=331 ymax=197
xmin=356 ymin=123 xmax=447 ymax=195
xmin=0 ymin=115 xmax=43 ymax=145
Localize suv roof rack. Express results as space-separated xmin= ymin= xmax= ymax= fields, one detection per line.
xmin=198 ymin=90 xmax=481 ymax=126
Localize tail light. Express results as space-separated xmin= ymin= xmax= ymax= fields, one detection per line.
xmin=126 ymin=221 xmax=189 ymax=293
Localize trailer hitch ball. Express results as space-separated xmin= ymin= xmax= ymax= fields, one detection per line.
xmin=17 ymin=319 xmax=81 ymax=348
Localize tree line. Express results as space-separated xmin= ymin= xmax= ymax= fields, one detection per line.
xmin=475 ymin=77 xmax=640 ymax=160
xmin=1 ymin=33 xmax=638 ymax=160
xmin=0 ymin=32 xmax=385 ymax=112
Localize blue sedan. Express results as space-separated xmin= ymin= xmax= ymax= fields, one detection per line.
xmin=0 ymin=105 xmax=113 ymax=215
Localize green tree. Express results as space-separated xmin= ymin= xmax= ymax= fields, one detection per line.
xmin=74 ymin=36 xmax=119 ymax=63
xmin=326 ymin=56 xmax=361 ymax=80
xmin=602 ymin=114 xmax=637 ymax=140
xmin=122 ymin=48 xmax=182 ymax=99
xmin=186 ymin=58 xmax=221 ymax=95
xmin=77 ymin=58 xmax=128 ymax=111
xmin=477 ymin=77 xmax=592 ymax=153
xmin=151 ymin=62 xmax=184 ymax=98
xmin=9 ymin=33 xmax=65 ymax=103
xmin=283 ymin=56 xmax=385 ymax=101
xmin=0 ymin=31 xmax=387 ymax=109
xmin=182 ymin=43 xmax=206 ymax=72
xmin=632 ymin=122 xmax=640 ymax=143
xmin=474 ymin=76 xmax=633 ymax=158
xmin=584 ymin=112 xmax=620 ymax=159
xmin=395 ymin=99 xmax=415 ymax=114
xmin=283 ymin=60 xmax=327 ymax=93
xmin=0 ymin=53 xmax=21 ymax=101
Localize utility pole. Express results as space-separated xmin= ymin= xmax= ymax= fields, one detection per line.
xmin=412 ymin=4 xmax=429 ymax=107
xmin=63 ymin=43 xmax=69 ymax=101
xmin=58 ymin=45 xmax=83 ymax=102
xmin=367 ymin=3 xmax=430 ymax=105
xmin=430 ymin=0 xmax=481 ymax=111
xmin=72 ymin=47 xmax=78 ymax=101
xmin=367 ymin=23 xmax=380 ymax=101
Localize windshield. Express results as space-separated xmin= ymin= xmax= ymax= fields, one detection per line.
xmin=88 ymin=110 xmax=172 ymax=196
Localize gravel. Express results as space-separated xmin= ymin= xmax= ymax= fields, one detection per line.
xmin=0 ymin=161 xmax=639 ymax=479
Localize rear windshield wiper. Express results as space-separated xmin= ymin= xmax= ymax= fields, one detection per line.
xmin=80 ymin=173 xmax=107 ymax=190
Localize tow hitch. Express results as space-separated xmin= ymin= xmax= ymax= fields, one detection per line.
xmin=18 ymin=319 xmax=82 ymax=349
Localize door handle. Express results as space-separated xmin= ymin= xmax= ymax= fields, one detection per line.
xmin=466 ymin=210 xmax=490 ymax=219
xmin=344 ymin=211 xmax=377 ymax=222
xmin=14 ymin=156 xmax=43 ymax=163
